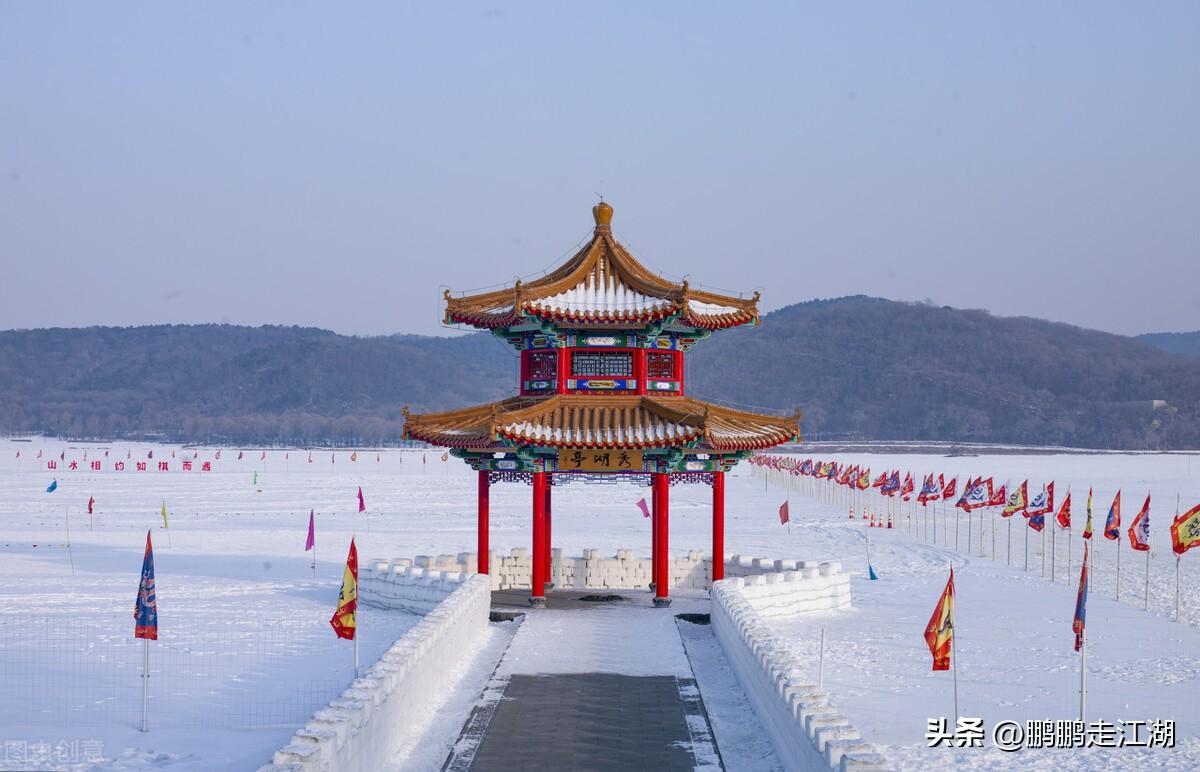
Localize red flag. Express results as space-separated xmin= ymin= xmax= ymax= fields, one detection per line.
xmin=87 ymin=496 xmax=95 ymax=515
xmin=924 ymin=568 xmax=955 ymax=671
xmin=1128 ymin=494 xmax=1150 ymax=552
xmin=357 ymin=487 xmax=366 ymax=513
xmin=1056 ymin=490 xmax=1072 ymax=529
xmin=779 ymin=500 xmax=790 ymax=525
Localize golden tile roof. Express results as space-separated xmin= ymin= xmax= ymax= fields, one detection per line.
xmin=444 ymin=203 xmax=759 ymax=330
xmin=403 ymin=395 xmax=800 ymax=451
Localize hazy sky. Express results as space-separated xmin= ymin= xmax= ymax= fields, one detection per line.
xmin=2 ymin=3 xmax=1197 ymax=337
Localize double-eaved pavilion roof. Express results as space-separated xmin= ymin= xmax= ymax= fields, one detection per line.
xmin=444 ymin=202 xmax=760 ymax=331
xmin=403 ymin=395 xmax=800 ymax=452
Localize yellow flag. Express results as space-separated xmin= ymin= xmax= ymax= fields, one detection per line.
xmin=160 ymin=500 xmax=169 ymax=529
xmin=330 ymin=538 xmax=358 ymax=639
xmin=923 ymin=568 xmax=955 ymax=671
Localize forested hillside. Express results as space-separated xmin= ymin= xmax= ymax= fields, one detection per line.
xmin=1139 ymin=331 xmax=1200 ymax=361
xmin=3 ymin=299 xmax=1199 ymax=448
xmin=688 ymin=297 xmax=1200 ymax=449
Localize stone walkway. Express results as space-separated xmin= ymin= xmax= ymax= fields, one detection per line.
xmin=442 ymin=591 xmax=722 ymax=771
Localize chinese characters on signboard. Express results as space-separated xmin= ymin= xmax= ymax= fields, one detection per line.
xmin=556 ymin=448 xmax=644 ymax=472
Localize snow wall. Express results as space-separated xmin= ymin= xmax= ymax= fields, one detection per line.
xmin=260 ymin=568 xmax=491 ymax=772
xmin=396 ymin=549 xmax=822 ymax=591
xmin=710 ymin=564 xmax=893 ymax=772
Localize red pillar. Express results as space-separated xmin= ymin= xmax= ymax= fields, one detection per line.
xmin=712 ymin=471 xmax=724 ymax=583
xmin=650 ymin=480 xmax=659 ymax=591
xmin=543 ymin=479 xmax=553 ymax=590
xmin=654 ymin=472 xmax=671 ymax=607
xmin=530 ymin=471 xmax=547 ymax=606
xmin=478 ymin=470 xmax=490 ymax=575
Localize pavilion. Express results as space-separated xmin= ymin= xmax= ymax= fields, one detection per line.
xmin=403 ymin=202 xmax=799 ymax=606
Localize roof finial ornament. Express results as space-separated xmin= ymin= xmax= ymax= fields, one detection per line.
xmin=592 ymin=199 xmax=613 ymax=229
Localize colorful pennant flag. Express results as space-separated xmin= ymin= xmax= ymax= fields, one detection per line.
xmin=1169 ymin=503 xmax=1200 ymax=555
xmin=1073 ymin=544 xmax=1089 ymax=652
xmin=1083 ymin=488 xmax=1094 ymax=540
xmin=1056 ymin=490 xmax=1073 ymax=529
xmin=1027 ymin=482 xmax=1055 ymax=517
xmin=1128 ymin=495 xmax=1150 ymax=552
xmin=924 ymin=568 xmax=955 ymax=671
xmin=1104 ymin=491 xmax=1122 ymax=540
xmin=1002 ymin=481 xmax=1027 ymax=518
xmin=135 ymin=530 xmax=158 ymax=640
xmin=330 ymin=538 xmax=358 ymax=640
xmin=942 ymin=477 xmax=957 ymax=500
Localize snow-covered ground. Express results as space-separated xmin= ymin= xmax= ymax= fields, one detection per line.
xmin=757 ymin=451 xmax=1200 ymax=770
xmin=1 ymin=439 xmax=1198 ymax=770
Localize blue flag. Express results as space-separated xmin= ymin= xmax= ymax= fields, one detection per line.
xmin=46 ymin=479 xmax=58 ymax=493
xmin=135 ymin=530 xmax=158 ymax=640
xmin=868 ymin=564 xmax=879 ymax=581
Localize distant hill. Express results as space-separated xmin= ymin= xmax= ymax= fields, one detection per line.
xmin=1139 ymin=331 xmax=1200 ymax=361
xmin=686 ymin=297 xmax=1200 ymax=449
xmin=2 ymin=299 xmax=1199 ymax=449
xmin=0 ymin=325 xmax=516 ymax=445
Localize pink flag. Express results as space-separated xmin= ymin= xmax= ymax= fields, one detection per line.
xmin=357 ymin=487 xmax=366 ymax=513
xmin=636 ymin=498 xmax=651 ymax=518
xmin=305 ymin=509 xmax=315 ymax=551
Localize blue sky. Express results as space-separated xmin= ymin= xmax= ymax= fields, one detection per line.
xmin=2 ymin=2 xmax=1197 ymax=336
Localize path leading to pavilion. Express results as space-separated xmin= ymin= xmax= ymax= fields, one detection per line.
xmin=441 ymin=591 xmax=782 ymax=771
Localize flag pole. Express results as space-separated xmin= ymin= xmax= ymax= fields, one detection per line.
xmin=951 ymin=587 xmax=959 ymax=721
xmin=1051 ymin=523 xmax=1056 ymax=583
xmin=141 ymin=637 xmax=149 ymax=732
xmin=1144 ymin=545 xmax=1151 ymax=611
xmin=64 ymin=506 xmax=75 ymax=576
xmin=1115 ymin=535 xmax=1121 ymax=602
xmin=1023 ymin=518 xmax=1029 ymax=571
xmin=1041 ymin=525 xmax=1046 ymax=578
xmin=1007 ymin=517 xmax=1012 ymax=566
xmin=1079 ymin=627 xmax=1087 ymax=722
xmin=1175 ymin=494 xmax=1182 ymax=621
xmin=818 ymin=627 xmax=826 ymax=690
